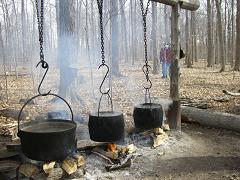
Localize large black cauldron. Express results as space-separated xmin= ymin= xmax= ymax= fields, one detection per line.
xmin=18 ymin=94 xmax=76 ymax=161
xmin=134 ymin=103 xmax=163 ymax=130
xmin=88 ymin=111 xmax=124 ymax=142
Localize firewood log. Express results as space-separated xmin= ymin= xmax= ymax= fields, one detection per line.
xmin=62 ymin=158 xmax=77 ymax=175
xmin=19 ymin=163 xmax=39 ymax=178
xmin=73 ymin=154 xmax=85 ymax=167
xmin=47 ymin=168 xmax=63 ymax=180
xmin=43 ymin=161 xmax=56 ymax=174
xmin=152 ymin=132 xmax=168 ymax=148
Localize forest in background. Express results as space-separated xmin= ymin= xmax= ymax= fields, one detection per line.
xmin=0 ymin=0 xmax=239 ymax=105
xmin=0 ymin=0 xmax=239 ymax=72
xmin=1 ymin=2 xmax=240 ymax=179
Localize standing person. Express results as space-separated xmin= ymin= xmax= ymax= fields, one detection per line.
xmin=160 ymin=43 xmax=174 ymax=78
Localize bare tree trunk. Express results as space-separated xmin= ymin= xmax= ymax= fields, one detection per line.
xmin=231 ymin=0 xmax=235 ymax=65
xmin=223 ymin=0 xmax=227 ymax=65
xmin=212 ymin=0 xmax=216 ymax=63
xmin=21 ymin=0 xmax=26 ymax=62
xmin=207 ymin=0 xmax=214 ymax=67
xmin=110 ymin=0 xmax=120 ymax=76
xmin=227 ymin=1 xmax=232 ymax=66
xmin=57 ymin=0 xmax=77 ymax=99
xmin=11 ymin=0 xmax=19 ymax=77
xmin=185 ymin=10 xmax=191 ymax=68
xmin=215 ymin=0 xmax=225 ymax=72
xmin=0 ymin=23 xmax=8 ymax=102
xmin=131 ymin=0 xmax=137 ymax=65
xmin=130 ymin=0 xmax=133 ymax=65
xmin=119 ymin=0 xmax=129 ymax=63
xmin=164 ymin=5 xmax=168 ymax=42
xmin=1 ymin=0 xmax=8 ymax=63
xmin=215 ymin=21 xmax=219 ymax=64
xmin=49 ymin=6 xmax=53 ymax=51
xmin=3 ymin=0 xmax=12 ymax=70
xmin=85 ymin=0 xmax=95 ymax=99
xmin=191 ymin=11 xmax=197 ymax=62
xmin=76 ymin=0 xmax=82 ymax=60
xmin=190 ymin=11 xmax=194 ymax=64
xmin=234 ymin=0 xmax=240 ymax=71
xmin=90 ymin=0 xmax=96 ymax=63
xmin=152 ymin=2 xmax=159 ymax=74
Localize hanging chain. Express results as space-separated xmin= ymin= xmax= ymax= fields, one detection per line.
xmin=35 ymin=0 xmax=50 ymax=95
xmin=96 ymin=0 xmax=113 ymax=113
xmin=97 ymin=0 xmax=105 ymax=65
xmin=140 ymin=0 xmax=152 ymax=103
xmin=140 ymin=0 xmax=150 ymax=70
xmin=35 ymin=0 xmax=45 ymax=65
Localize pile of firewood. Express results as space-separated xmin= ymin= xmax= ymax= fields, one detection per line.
xmin=18 ymin=153 xmax=86 ymax=179
xmin=18 ymin=143 xmax=139 ymax=179
xmin=0 ymin=117 xmax=17 ymax=137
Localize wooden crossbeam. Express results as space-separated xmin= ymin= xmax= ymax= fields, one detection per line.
xmin=150 ymin=0 xmax=178 ymax=7
xmin=150 ymin=0 xmax=200 ymax=11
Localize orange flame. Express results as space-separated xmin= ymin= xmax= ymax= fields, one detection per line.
xmin=107 ymin=143 xmax=117 ymax=152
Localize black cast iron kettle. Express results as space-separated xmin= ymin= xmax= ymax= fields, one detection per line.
xmin=18 ymin=93 xmax=77 ymax=161
xmin=88 ymin=65 xmax=124 ymax=142
xmin=133 ymin=0 xmax=163 ymax=131
xmin=89 ymin=0 xmax=124 ymax=143
xmin=17 ymin=61 xmax=76 ymax=161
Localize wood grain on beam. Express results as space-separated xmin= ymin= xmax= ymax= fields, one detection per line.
xmin=150 ymin=0 xmax=178 ymax=7
xmin=150 ymin=0 xmax=200 ymax=11
xmin=180 ymin=0 xmax=200 ymax=11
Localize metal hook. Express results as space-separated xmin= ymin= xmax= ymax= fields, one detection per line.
xmin=142 ymin=64 xmax=152 ymax=90
xmin=36 ymin=60 xmax=51 ymax=96
xmin=98 ymin=64 xmax=110 ymax=95
xmin=144 ymin=78 xmax=152 ymax=90
xmin=145 ymin=88 xmax=151 ymax=104
xmin=97 ymin=93 xmax=113 ymax=117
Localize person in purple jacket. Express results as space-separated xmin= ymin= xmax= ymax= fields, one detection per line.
xmin=160 ymin=43 xmax=174 ymax=78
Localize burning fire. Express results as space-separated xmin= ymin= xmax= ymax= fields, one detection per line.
xmin=107 ymin=143 xmax=117 ymax=152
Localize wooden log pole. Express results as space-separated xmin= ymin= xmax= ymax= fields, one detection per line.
xmin=182 ymin=106 xmax=240 ymax=133
xmin=155 ymin=98 xmax=240 ymax=132
xmin=168 ymin=100 xmax=181 ymax=129
xmin=168 ymin=4 xmax=181 ymax=130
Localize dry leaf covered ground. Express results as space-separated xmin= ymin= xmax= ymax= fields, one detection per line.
xmin=0 ymin=60 xmax=240 ymax=135
xmin=0 ymin=61 xmax=240 ymax=179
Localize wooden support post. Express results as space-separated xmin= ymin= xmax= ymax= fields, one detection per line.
xmin=149 ymin=0 xmax=199 ymax=130
xmin=169 ymin=4 xmax=181 ymax=130
xmin=168 ymin=100 xmax=181 ymax=129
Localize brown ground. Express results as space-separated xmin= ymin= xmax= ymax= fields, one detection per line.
xmin=0 ymin=60 xmax=240 ymax=179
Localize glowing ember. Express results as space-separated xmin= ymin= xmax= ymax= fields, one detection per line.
xmin=107 ymin=143 xmax=117 ymax=152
